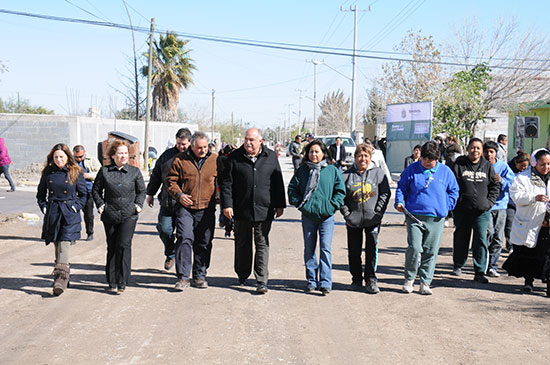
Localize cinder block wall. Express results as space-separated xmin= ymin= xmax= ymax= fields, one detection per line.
xmin=0 ymin=114 xmax=198 ymax=169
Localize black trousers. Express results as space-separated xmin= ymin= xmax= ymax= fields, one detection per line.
xmin=234 ymin=219 xmax=273 ymax=284
xmin=83 ymin=191 xmax=94 ymax=235
xmin=346 ymin=225 xmax=380 ymax=283
xmin=103 ymin=216 xmax=137 ymax=286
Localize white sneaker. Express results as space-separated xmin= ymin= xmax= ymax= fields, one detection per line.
xmin=487 ymin=268 xmax=500 ymax=278
xmin=419 ymin=282 xmax=433 ymax=295
xmin=444 ymin=219 xmax=450 ymax=227
xmin=402 ymin=279 xmax=414 ymax=293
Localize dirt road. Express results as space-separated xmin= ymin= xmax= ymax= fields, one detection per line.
xmin=1 ymin=158 xmax=549 ymax=364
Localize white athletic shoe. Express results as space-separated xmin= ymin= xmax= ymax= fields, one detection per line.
xmin=419 ymin=282 xmax=433 ymax=295
xmin=402 ymin=279 xmax=414 ymax=294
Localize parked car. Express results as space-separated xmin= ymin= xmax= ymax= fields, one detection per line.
xmin=318 ymin=135 xmax=356 ymax=168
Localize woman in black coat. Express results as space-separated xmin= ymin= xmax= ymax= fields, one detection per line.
xmin=37 ymin=143 xmax=87 ymax=296
xmin=93 ymin=139 xmax=146 ymax=294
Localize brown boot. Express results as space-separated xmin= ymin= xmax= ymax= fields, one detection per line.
xmin=52 ymin=263 xmax=70 ymax=296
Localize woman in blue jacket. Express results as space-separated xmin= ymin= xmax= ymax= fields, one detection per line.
xmin=395 ymin=141 xmax=459 ymax=295
xmin=288 ymin=140 xmax=345 ymax=295
xmin=37 ymin=143 xmax=87 ymax=296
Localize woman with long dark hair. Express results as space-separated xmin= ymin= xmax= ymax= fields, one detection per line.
xmin=288 ymin=139 xmax=345 ymax=295
xmin=93 ymin=139 xmax=146 ymax=294
xmin=503 ymin=149 xmax=550 ymax=295
xmin=37 ymin=143 xmax=87 ymax=296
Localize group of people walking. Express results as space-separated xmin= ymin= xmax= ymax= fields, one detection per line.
xmin=35 ymin=129 xmax=550 ymax=298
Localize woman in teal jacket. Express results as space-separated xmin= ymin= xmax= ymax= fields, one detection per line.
xmin=288 ymin=140 xmax=345 ymax=295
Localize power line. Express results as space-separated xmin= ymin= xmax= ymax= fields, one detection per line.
xmin=64 ymin=0 xmax=105 ymax=21
xmin=1 ymin=8 xmax=548 ymax=72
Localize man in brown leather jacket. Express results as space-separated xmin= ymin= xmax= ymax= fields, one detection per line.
xmin=166 ymin=131 xmax=217 ymax=291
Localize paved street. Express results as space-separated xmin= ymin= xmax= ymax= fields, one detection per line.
xmin=1 ymin=156 xmax=550 ymax=364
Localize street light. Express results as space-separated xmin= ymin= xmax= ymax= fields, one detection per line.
xmin=311 ymin=60 xmax=322 ymax=136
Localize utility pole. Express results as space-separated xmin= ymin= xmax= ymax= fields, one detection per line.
xmin=231 ymin=112 xmax=234 ymax=144
xmin=310 ymin=60 xmax=322 ymax=136
xmin=285 ymin=104 xmax=293 ymax=141
xmin=211 ymin=89 xmax=215 ymax=142
xmin=341 ymin=5 xmax=370 ymax=142
xmin=295 ymin=89 xmax=306 ymax=134
xmin=143 ymin=18 xmax=154 ymax=170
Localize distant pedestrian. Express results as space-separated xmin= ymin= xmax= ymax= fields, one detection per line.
xmin=37 ymin=143 xmax=87 ymax=296
xmin=341 ymin=143 xmax=390 ymax=294
xmin=329 ymin=136 xmax=347 ymax=172
xmin=217 ymin=143 xmax=237 ymax=238
xmin=220 ymin=128 xmax=286 ymax=294
xmin=166 ymin=132 xmax=218 ymax=291
xmin=451 ymin=138 xmax=500 ymax=284
xmin=145 ymin=128 xmax=191 ymax=271
xmin=483 ymin=141 xmax=515 ymax=278
xmin=497 ymin=134 xmax=508 ymax=162
xmin=288 ymin=139 xmax=346 ymax=295
xmin=503 ymin=149 xmax=550 ymax=295
xmin=72 ymin=145 xmax=102 ymax=241
xmin=395 ymin=141 xmax=459 ymax=295
xmin=403 ymin=144 xmax=421 ymax=170
xmin=289 ymin=135 xmax=303 ymax=172
xmin=93 ymin=139 xmax=146 ymax=294
xmin=0 ymin=137 xmax=16 ymax=192
xmin=364 ymin=139 xmax=393 ymax=184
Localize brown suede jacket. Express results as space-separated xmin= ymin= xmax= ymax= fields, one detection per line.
xmin=166 ymin=150 xmax=217 ymax=210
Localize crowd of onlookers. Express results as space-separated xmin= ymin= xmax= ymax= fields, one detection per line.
xmin=27 ymin=128 xmax=550 ymax=299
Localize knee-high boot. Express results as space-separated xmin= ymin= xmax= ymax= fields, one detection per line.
xmin=52 ymin=263 xmax=70 ymax=296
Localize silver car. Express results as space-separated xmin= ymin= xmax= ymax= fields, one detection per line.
xmin=319 ymin=135 xmax=356 ymax=168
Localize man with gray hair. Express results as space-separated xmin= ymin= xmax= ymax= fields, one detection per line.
xmin=166 ymin=131 xmax=218 ymax=291
xmin=220 ymin=128 xmax=286 ymax=294
xmin=146 ymin=127 xmax=191 ymax=271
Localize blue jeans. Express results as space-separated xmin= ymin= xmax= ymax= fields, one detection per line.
xmin=157 ymin=206 xmax=177 ymax=259
xmin=487 ymin=209 xmax=506 ymax=271
xmin=301 ymin=214 xmax=335 ymax=290
xmin=0 ymin=164 xmax=15 ymax=191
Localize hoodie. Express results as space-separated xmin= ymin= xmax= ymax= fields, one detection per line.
xmin=0 ymin=138 xmax=12 ymax=166
xmin=452 ymin=155 xmax=500 ymax=212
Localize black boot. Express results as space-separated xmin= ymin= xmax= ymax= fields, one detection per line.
xmin=52 ymin=263 xmax=70 ymax=296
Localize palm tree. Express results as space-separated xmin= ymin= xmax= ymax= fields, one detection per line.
xmin=142 ymin=32 xmax=196 ymax=121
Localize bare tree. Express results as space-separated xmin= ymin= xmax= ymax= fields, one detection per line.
xmin=448 ymin=17 xmax=550 ymax=111
xmin=380 ymin=30 xmax=445 ymax=104
xmin=317 ymin=90 xmax=350 ymax=135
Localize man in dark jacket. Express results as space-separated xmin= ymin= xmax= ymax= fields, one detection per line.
xmin=329 ymin=137 xmax=347 ymax=172
xmin=289 ymin=135 xmax=302 ymax=172
xmin=166 ymin=131 xmax=218 ymax=291
xmin=451 ymin=137 xmax=501 ymax=283
xmin=145 ymin=128 xmax=191 ymax=271
xmin=220 ymin=128 xmax=286 ymax=294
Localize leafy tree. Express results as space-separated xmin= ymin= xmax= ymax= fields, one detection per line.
xmin=364 ymin=85 xmax=385 ymax=125
xmin=380 ymin=30 xmax=445 ymax=104
xmin=0 ymin=96 xmax=54 ymax=115
xmin=433 ymin=63 xmax=492 ymax=140
xmin=142 ymin=32 xmax=197 ymax=121
xmin=317 ymin=90 xmax=350 ymax=135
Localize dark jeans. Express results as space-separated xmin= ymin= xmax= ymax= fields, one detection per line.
xmin=103 ymin=215 xmax=138 ymax=286
xmin=0 ymin=164 xmax=15 ymax=191
xmin=292 ymin=157 xmax=301 ymax=172
xmin=234 ymin=219 xmax=273 ymax=285
xmin=453 ymin=208 xmax=490 ymax=274
xmin=174 ymin=206 xmax=215 ymax=280
xmin=346 ymin=225 xmax=379 ymax=283
xmin=157 ymin=206 xmax=177 ymax=259
xmin=82 ymin=191 xmax=94 ymax=235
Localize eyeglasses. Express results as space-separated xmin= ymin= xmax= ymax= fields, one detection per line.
xmin=425 ymin=175 xmax=434 ymax=188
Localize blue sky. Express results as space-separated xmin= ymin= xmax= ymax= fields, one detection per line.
xmin=1 ymin=1 xmax=549 ymax=130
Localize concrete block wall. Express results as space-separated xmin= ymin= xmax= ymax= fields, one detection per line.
xmin=0 ymin=113 xmax=198 ymax=169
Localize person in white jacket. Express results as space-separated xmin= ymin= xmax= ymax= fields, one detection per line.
xmin=503 ymin=148 xmax=550 ymax=295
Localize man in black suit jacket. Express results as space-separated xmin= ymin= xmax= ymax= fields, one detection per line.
xmin=329 ymin=137 xmax=346 ymax=172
